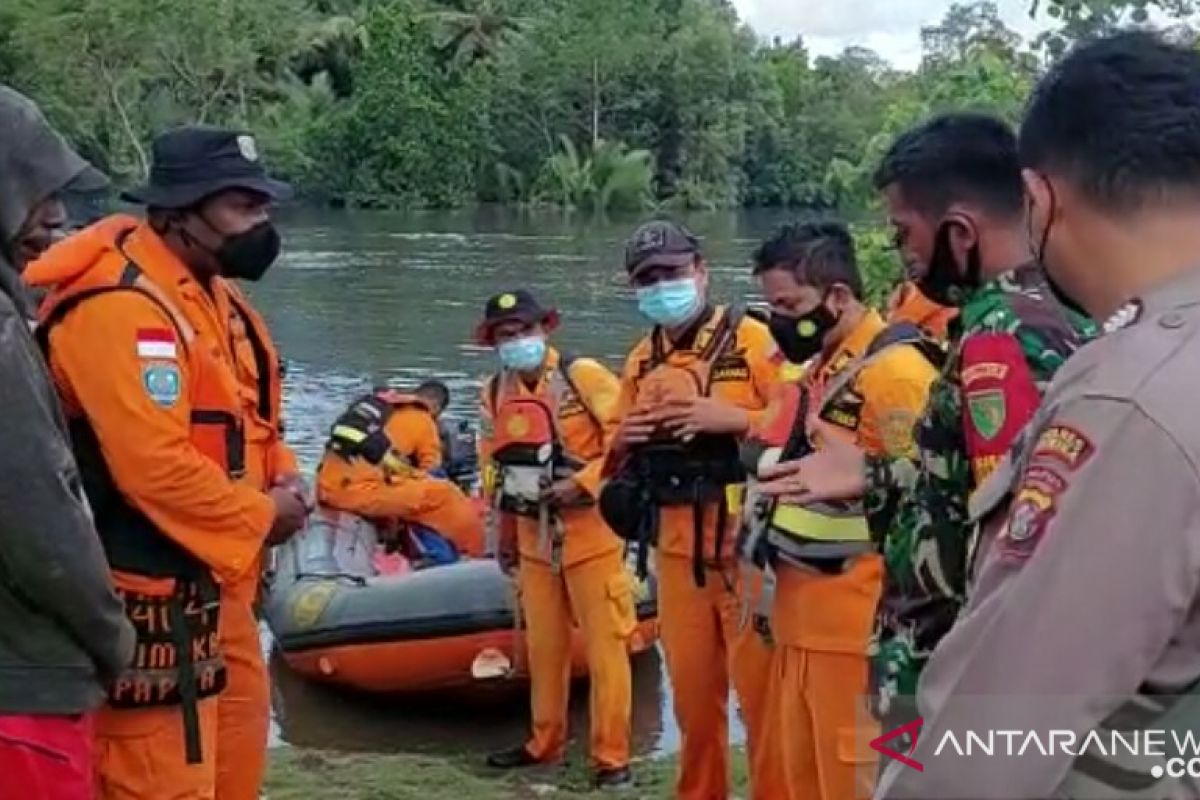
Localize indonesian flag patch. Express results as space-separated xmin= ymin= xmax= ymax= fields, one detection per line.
xmin=136 ymin=328 xmax=177 ymax=360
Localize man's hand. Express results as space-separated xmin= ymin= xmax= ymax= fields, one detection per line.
xmin=541 ymin=477 xmax=585 ymax=508
xmin=757 ymin=419 xmax=867 ymax=505
xmin=267 ymin=486 xmax=309 ymax=545
xmin=612 ymin=409 xmax=659 ymax=451
xmin=658 ymin=397 xmax=750 ymax=439
xmin=273 ymin=473 xmax=314 ymax=512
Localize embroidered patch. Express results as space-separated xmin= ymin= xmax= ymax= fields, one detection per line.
xmin=142 ymin=363 xmax=181 ymax=408
xmin=960 ymin=333 xmax=1041 ymax=471
xmin=1032 ymin=425 xmax=1094 ymax=471
xmin=972 ymin=454 xmax=1002 ymax=483
xmin=998 ymin=483 xmax=1058 ymax=561
xmin=822 ymin=389 xmax=864 ymax=432
xmin=880 ymin=409 xmax=917 ymax=457
xmin=136 ymin=328 xmax=177 ymax=360
xmin=966 ymin=389 xmax=1006 ymax=441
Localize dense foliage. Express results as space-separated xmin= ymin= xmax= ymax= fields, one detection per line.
xmin=0 ymin=0 xmax=1193 ymax=215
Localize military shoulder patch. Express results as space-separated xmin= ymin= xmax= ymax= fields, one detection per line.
xmin=142 ymin=362 xmax=182 ymax=408
xmin=960 ymin=332 xmax=1040 ymax=463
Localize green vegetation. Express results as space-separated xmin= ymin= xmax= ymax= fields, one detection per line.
xmin=0 ymin=0 xmax=1194 ymax=212
xmin=264 ymin=746 xmax=748 ymax=799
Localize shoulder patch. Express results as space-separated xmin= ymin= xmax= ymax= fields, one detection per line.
xmin=1031 ymin=425 xmax=1094 ymax=471
xmin=142 ymin=362 xmax=182 ymax=408
xmin=880 ymin=408 xmax=918 ymax=457
xmin=960 ymin=332 xmax=1040 ymax=458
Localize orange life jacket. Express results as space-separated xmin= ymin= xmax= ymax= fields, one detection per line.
xmin=37 ymin=233 xmax=238 ymax=760
xmin=486 ymin=354 xmax=592 ymax=518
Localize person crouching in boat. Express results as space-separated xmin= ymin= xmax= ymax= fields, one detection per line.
xmin=316 ymin=387 xmax=484 ymax=561
xmin=476 ymin=290 xmax=635 ymax=790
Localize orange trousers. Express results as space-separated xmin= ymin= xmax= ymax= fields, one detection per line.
xmin=519 ymin=549 xmax=634 ymax=770
xmin=94 ymin=699 xmax=219 ymax=800
xmin=657 ymin=553 xmax=773 ymax=800
xmin=757 ymin=558 xmax=882 ymax=800
xmin=215 ymin=583 xmax=269 ymax=800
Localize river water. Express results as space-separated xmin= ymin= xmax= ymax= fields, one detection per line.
xmin=255 ymin=206 xmax=796 ymax=759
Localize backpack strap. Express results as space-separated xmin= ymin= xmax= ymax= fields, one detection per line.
xmin=816 ymin=322 xmax=927 ymax=419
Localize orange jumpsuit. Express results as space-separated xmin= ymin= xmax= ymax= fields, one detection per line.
xmin=220 ymin=284 xmax=294 ymax=800
xmin=387 ymin=403 xmax=443 ymax=471
xmin=612 ymin=307 xmax=778 ymax=800
xmin=479 ymin=348 xmax=634 ymax=771
xmin=317 ymin=407 xmax=483 ymax=557
xmin=886 ymin=281 xmax=957 ymax=342
xmin=26 ymin=217 xmax=276 ymax=800
xmin=754 ymin=310 xmax=937 ymax=800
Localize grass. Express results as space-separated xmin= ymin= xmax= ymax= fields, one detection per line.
xmin=263 ymin=746 xmax=748 ymax=799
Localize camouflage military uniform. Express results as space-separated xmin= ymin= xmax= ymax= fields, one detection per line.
xmin=864 ymin=263 xmax=1097 ymax=722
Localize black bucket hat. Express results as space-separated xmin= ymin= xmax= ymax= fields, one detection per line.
xmin=624 ymin=219 xmax=701 ymax=278
xmin=475 ymin=289 xmax=559 ymax=345
xmin=122 ymin=126 xmax=292 ymax=209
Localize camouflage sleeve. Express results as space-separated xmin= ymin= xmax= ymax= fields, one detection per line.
xmin=864 ymin=453 xmax=919 ymax=545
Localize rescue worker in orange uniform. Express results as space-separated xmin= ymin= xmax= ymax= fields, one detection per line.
xmin=885 ymin=280 xmax=957 ymax=342
xmin=24 ymin=126 xmax=309 ymax=800
xmin=476 ymin=290 xmax=635 ymax=790
xmin=600 ymin=221 xmax=777 ymax=800
xmin=742 ymin=219 xmax=938 ymax=800
xmin=317 ymin=388 xmax=484 ymax=558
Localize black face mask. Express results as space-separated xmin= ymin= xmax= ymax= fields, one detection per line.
xmin=919 ymin=220 xmax=981 ymax=308
xmin=1027 ymin=182 xmax=1088 ymax=317
xmin=768 ymin=298 xmax=838 ymax=365
xmin=212 ymin=220 xmax=281 ymax=282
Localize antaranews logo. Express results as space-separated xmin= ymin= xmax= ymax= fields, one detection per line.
xmin=870 ymin=717 xmax=925 ymax=772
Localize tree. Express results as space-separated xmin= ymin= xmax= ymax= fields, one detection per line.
xmin=922 ymin=2 xmax=1022 ymax=69
xmin=1033 ymin=0 xmax=1196 ymax=55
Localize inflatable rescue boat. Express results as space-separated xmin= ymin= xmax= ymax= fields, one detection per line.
xmin=264 ymin=511 xmax=659 ymax=693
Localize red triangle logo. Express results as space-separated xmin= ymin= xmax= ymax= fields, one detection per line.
xmin=869 ymin=717 xmax=925 ymax=771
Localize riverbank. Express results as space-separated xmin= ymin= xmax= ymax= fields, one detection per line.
xmin=264 ymin=747 xmax=748 ymax=799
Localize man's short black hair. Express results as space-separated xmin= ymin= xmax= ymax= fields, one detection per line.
xmin=1020 ymin=31 xmax=1200 ymax=213
xmin=873 ymin=113 xmax=1024 ymax=220
xmin=416 ymin=380 xmax=450 ymax=409
xmin=751 ymin=217 xmax=864 ymax=299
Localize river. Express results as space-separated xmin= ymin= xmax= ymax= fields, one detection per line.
xmin=255 ymin=206 xmax=796 ymax=760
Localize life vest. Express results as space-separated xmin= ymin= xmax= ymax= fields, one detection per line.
xmin=484 ymin=354 xmax=592 ymax=519
xmin=325 ymin=389 xmax=431 ymax=475
xmin=735 ymin=322 xmax=941 ymax=639
xmin=483 ymin=353 xmax=598 ymax=573
xmin=600 ymin=305 xmax=748 ymax=588
xmin=226 ymin=284 xmax=285 ymax=438
xmin=36 ymin=239 xmax=239 ymax=765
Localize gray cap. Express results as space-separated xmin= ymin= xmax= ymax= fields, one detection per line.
xmin=624 ymin=220 xmax=700 ymax=277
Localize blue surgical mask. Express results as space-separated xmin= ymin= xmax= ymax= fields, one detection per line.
xmin=497 ymin=335 xmax=547 ymax=372
xmin=636 ymin=278 xmax=702 ymax=327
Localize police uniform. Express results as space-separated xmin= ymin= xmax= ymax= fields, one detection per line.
xmin=876 ymin=269 xmax=1200 ymax=799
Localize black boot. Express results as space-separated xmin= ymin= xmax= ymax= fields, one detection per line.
xmin=486 ymin=744 xmax=540 ymax=769
xmin=593 ymin=765 xmax=634 ymax=791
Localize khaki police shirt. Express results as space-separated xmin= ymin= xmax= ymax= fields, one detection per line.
xmin=876 ymin=268 xmax=1200 ymax=800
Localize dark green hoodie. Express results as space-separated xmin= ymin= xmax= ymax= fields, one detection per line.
xmin=0 ymin=84 xmax=134 ymax=714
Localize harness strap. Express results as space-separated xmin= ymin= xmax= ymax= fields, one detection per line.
xmin=227 ymin=294 xmax=274 ymax=422
xmin=168 ymin=592 xmax=203 ymax=764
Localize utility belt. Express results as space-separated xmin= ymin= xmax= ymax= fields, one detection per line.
xmin=599 ymin=436 xmax=745 ymax=589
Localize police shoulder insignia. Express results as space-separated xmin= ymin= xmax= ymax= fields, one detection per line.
xmin=1031 ymin=425 xmax=1094 ymax=471
xmin=142 ymin=362 xmax=182 ymax=408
